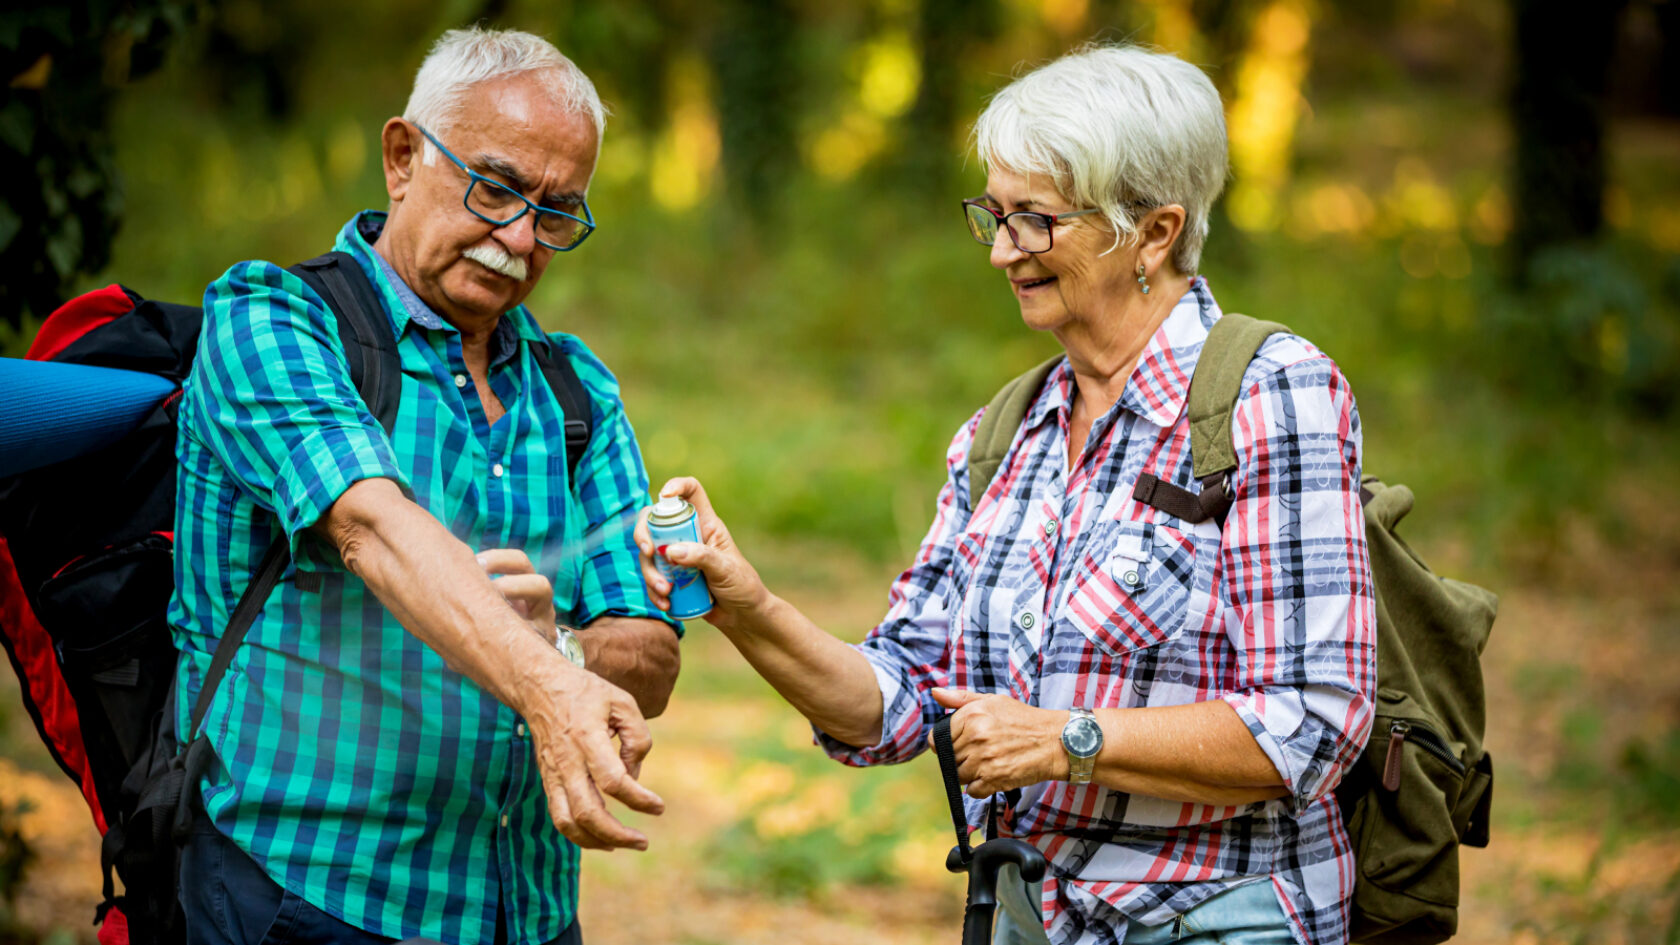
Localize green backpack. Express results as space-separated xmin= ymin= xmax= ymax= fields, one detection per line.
xmin=968 ymin=314 xmax=1497 ymax=945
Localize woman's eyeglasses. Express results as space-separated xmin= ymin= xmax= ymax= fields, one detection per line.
xmin=961 ymin=198 xmax=1100 ymax=254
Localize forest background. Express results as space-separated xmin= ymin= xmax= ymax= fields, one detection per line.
xmin=1 ymin=0 xmax=1677 ymax=942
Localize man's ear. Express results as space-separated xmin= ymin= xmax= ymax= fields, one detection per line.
xmin=381 ymin=118 xmax=420 ymax=203
xmin=1137 ymin=204 xmax=1188 ymax=278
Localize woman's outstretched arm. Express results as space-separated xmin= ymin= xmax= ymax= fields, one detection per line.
xmin=635 ymin=476 xmax=886 ymax=748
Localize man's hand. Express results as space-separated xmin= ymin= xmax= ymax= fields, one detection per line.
xmin=478 ymin=548 xmax=559 ymax=644
xmin=930 ymin=688 xmax=1068 ymax=798
xmin=477 ymin=548 xmax=680 ymax=717
xmin=478 ymin=549 xmax=668 ymax=846
xmin=520 ymin=660 xmax=666 ymax=851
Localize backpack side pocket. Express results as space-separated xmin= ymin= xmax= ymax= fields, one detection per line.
xmin=1346 ymin=689 xmax=1469 ymax=945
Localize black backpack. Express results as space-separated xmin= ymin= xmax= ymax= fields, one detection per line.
xmin=0 ymin=252 xmax=593 ymax=945
xmin=967 ymin=314 xmax=1497 ymax=945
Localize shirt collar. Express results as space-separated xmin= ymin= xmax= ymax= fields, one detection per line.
xmin=335 ymin=211 xmax=552 ymax=366
xmin=1019 ymin=276 xmax=1222 ymax=433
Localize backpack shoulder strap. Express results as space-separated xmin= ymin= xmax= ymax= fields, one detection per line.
xmin=529 ymin=337 xmax=594 ymax=481
xmin=187 ymin=252 xmax=399 ymax=741
xmin=1187 ymin=313 xmax=1290 ymax=479
xmin=186 ymin=535 xmax=287 ymax=740
xmin=968 ymin=355 xmax=1061 ymax=512
xmin=289 ymin=252 xmax=403 ymax=434
xmin=1131 ymin=313 xmax=1289 ymax=527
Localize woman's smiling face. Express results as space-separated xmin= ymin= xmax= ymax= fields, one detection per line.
xmin=984 ymin=167 xmax=1136 ymax=334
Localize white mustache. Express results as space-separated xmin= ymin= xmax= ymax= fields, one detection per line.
xmin=463 ymin=243 xmax=529 ymax=281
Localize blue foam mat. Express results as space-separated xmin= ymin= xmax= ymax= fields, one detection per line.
xmin=0 ymin=358 xmax=178 ymax=478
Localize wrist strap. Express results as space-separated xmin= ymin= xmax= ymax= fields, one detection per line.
xmin=932 ymin=714 xmax=972 ymax=865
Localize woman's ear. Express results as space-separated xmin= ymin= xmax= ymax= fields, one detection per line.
xmin=381 ymin=118 xmax=420 ymax=203
xmin=1136 ymin=204 xmax=1187 ymax=278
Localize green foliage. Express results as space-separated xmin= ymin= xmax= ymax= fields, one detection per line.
xmin=1492 ymin=241 xmax=1680 ymax=417
xmin=700 ymin=731 xmax=948 ymax=897
xmin=0 ymin=798 xmax=36 ymax=944
xmin=0 ymin=1 xmax=201 ymax=331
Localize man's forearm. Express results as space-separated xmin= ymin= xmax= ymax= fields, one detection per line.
xmin=578 ymin=616 xmax=680 ymax=718
xmin=315 ymin=478 xmax=564 ymax=712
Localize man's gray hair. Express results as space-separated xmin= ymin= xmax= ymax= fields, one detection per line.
xmin=975 ymin=44 xmax=1227 ymax=274
xmin=404 ymin=27 xmax=606 ymax=160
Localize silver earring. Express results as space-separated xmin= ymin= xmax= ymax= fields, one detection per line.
xmin=1137 ymin=263 xmax=1150 ymax=295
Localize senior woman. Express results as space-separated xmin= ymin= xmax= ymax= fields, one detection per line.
xmin=639 ymin=44 xmax=1375 ymax=945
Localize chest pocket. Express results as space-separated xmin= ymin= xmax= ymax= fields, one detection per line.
xmin=1061 ymin=518 xmax=1197 ymax=658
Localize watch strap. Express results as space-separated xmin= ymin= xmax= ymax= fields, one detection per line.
xmin=1064 ymin=707 xmax=1099 ymax=784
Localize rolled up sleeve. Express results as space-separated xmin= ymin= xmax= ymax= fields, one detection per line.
xmin=185 ymin=260 xmax=408 ymax=549
xmin=1217 ymin=355 xmax=1377 ymax=812
xmin=816 ymin=412 xmax=981 ymax=765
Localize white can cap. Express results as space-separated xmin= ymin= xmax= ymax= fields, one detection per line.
xmin=648 ymin=495 xmax=694 ymax=525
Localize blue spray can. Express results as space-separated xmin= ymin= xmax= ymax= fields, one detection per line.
xmin=647 ymin=496 xmax=713 ymax=619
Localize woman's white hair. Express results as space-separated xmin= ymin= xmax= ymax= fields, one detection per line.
xmin=975 ymin=44 xmax=1227 ymax=274
xmin=404 ymin=27 xmax=606 ymax=159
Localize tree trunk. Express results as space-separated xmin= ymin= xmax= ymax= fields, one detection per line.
xmin=1509 ymin=0 xmax=1629 ymax=283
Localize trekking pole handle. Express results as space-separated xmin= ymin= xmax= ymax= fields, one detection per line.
xmin=958 ymin=838 xmax=1047 ymax=945
xmin=965 ymin=838 xmax=1047 ymax=908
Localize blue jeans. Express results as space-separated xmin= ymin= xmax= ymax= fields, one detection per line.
xmin=992 ymin=868 xmax=1296 ymax=945
xmin=179 ymin=811 xmax=582 ymax=945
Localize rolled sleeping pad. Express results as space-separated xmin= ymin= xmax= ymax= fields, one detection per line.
xmin=0 ymin=357 xmax=177 ymax=478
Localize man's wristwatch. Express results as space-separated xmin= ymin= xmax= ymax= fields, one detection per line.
xmin=554 ymin=623 xmax=587 ymax=669
xmin=1061 ymin=707 xmax=1103 ymax=784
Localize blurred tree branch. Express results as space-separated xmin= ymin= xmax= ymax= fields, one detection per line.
xmin=0 ymin=2 xmax=201 ymax=332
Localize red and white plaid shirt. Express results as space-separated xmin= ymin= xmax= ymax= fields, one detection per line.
xmin=820 ymin=278 xmax=1377 ymax=945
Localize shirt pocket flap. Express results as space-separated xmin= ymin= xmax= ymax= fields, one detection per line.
xmin=1063 ymin=519 xmax=1195 ymax=659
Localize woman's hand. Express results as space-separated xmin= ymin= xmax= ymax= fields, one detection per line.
xmin=478 ymin=548 xmax=558 ymax=644
xmin=635 ymin=477 xmax=771 ymax=633
xmin=932 ymin=688 xmax=1069 ymax=798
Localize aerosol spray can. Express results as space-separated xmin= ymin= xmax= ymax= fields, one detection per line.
xmin=646 ymin=496 xmax=713 ymax=619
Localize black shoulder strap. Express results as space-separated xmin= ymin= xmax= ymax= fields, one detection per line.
xmin=187 ymin=252 xmax=400 ymax=742
xmin=529 ymin=337 xmax=593 ymax=480
xmin=291 ymin=252 xmax=403 ymax=434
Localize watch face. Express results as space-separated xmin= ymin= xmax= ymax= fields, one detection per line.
xmin=1062 ymin=716 xmax=1103 ymax=757
xmin=557 ymin=630 xmax=586 ymax=668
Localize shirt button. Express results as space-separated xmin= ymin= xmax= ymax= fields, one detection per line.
xmin=1017 ymin=611 xmax=1037 ymax=630
xmin=500 ymin=813 xmax=510 ymax=828
xmin=516 ymin=722 xmax=527 ymax=738
xmin=1045 ymin=517 xmax=1058 ymax=533
xmin=492 ymin=463 xmax=505 ymax=478
xmin=1122 ymin=569 xmax=1142 ymax=588
xmin=455 ymin=373 xmax=468 ymax=388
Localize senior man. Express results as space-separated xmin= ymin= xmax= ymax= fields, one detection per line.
xmin=168 ymin=28 xmax=679 ymax=945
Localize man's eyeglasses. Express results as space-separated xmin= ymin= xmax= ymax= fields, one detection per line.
xmin=962 ymin=198 xmax=1101 ymax=254
xmin=413 ymin=123 xmax=596 ymax=252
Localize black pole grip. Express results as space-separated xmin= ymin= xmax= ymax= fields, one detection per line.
xmin=962 ymin=902 xmax=997 ymax=945
xmin=958 ymin=837 xmax=1048 ymax=945
xmin=968 ymin=838 xmax=1047 ymax=908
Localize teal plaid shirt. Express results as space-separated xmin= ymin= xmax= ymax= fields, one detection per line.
xmin=167 ymin=212 xmax=677 ymax=944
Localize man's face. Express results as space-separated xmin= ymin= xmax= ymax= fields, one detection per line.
xmin=384 ymin=73 xmax=598 ymax=325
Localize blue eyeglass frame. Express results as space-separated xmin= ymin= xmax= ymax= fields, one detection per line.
xmin=413 ymin=122 xmax=596 ymax=252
